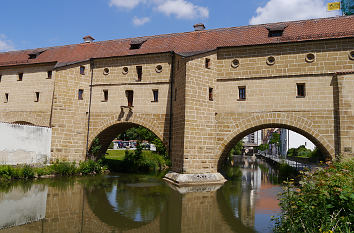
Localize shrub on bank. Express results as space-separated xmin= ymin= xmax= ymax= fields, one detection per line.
xmin=0 ymin=160 xmax=107 ymax=180
xmin=274 ymin=160 xmax=354 ymax=233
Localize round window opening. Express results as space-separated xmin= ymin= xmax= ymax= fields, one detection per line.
xmin=156 ymin=65 xmax=163 ymax=73
xmin=231 ymin=59 xmax=239 ymax=68
xmin=305 ymin=53 xmax=315 ymax=63
xmin=349 ymin=51 xmax=354 ymax=60
xmin=103 ymin=68 xmax=110 ymax=75
xmin=122 ymin=67 xmax=129 ymax=75
xmin=266 ymin=56 xmax=275 ymax=65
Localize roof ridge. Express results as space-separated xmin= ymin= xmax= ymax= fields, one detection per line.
xmin=1 ymin=15 xmax=352 ymax=56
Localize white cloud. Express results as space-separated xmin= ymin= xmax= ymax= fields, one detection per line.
xmin=133 ymin=16 xmax=151 ymax=26
xmin=249 ymin=0 xmax=339 ymax=25
xmin=0 ymin=34 xmax=14 ymax=52
xmin=109 ymin=0 xmax=209 ymax=20
xmin=156 ymin=0 xmax=209 ymax=19
xmin=109 ymin=0 xmax=146 ymax=10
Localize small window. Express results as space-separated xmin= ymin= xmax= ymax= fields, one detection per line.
xmin=0 ymin=75 xmax=2 ymax=83
xmin=238 ymin=86 xmax=246 ymax=100
xmin=174 ymin=88 xmax=177 ymax=101
xmin=103 ymin=90 xmax=108 ymax=102
xmin=266 ymin=56 xmax=275 ymax=65
xmin=4 ymin=93 xmax=8 ymax=103
xmin=34 ymin=92 xmax=40 ymax=102
xmin=78 ymin=89 xmax=84 ymax=100
xmin=47 ymin=71 xmax=52 ymax=79
xmin=297 ymin=83 xmax=305 ymax=97
xmin=18 ymin=73 xmax=23 ymax=81
xmin=80 ymin=66 xmax=85 ymax=75
xmin=152 ymin=90 xmax=159 ymax=102
xmin=231 ymin=59 xmax=239 ymax=68
xmin=266 ymin=24 xmax=286 ymax=37
xmin=136 ymin=66 xmax=142 ymax=81
xmin=209 ymin=87 xmax=213 ymax=101
xmin=268 ymin=30 xmax=283 ymax=37
xmin=155 ymin=65 xmax=163 ymax=73
xmin=122 ymin=67 xmax=129 ymax=75
xmin=205 ymin=58 xmax=211 ymax=69
xmin=103 ymin=68 xmax=109 ymax=75
xmin=126 ymin=90 xmax=134 ymax=107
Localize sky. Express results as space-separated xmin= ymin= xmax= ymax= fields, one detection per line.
xmin=0 ymin=0 xmax=341 ymax=52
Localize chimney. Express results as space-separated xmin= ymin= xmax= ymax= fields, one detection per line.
xmin=83 ymin=35 xmax=95 ymax=43
xmin=193 ymin=23 xmax=205 ymax=31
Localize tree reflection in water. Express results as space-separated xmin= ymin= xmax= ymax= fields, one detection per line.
xmin=85 ymin=174 xmax=170 ymax=230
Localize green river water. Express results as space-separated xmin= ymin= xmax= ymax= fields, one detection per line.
xmin=0 ymin=157 xmax=282 ymax=233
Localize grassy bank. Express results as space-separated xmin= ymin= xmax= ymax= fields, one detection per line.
xmin=274 ymin=159 xmax=354 ymax=233
xmin=0 ymin=160 xmax=107 ymax=181
xmin=104 ymin=149 xmax=170 ymax=173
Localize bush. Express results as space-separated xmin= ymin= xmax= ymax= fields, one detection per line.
xmin=36 ymin=166 xmax=53 ymax=177
xmin=79 ymin=160 xmax=102 ymax=175
xmin=274 ymin=160 xmax=354 ymax=233
xmin=21 ymin=165 xmax=35 ymax=179
xmin=51 ymin=161 xmax=77 ymax=176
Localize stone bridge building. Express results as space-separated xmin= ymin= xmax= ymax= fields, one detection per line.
xmin=0 ymin=16 xmax=353 ymax=184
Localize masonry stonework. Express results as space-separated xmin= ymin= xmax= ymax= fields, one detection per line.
xmin=0 ymin=16 xmax=353 ymax=184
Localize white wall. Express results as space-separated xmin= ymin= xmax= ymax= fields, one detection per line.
xmin=0 ymin=122 xmax=51 ymax=165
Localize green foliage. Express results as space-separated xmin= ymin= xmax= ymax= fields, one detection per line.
xmin=0 ymin=160 xmax=107 ymax=180
xmin=287 ymin=146 xmax=327 ymax=162
xmin=89 ymin=138 xmax=102 ymax=157
xmin=21 ymin=165 xmax=35 ymax=179
xmin=230 ymin=141 xmax=243 ymax=156
xmin=117 ymin=126 xmax=168 ymax=158
xmin=36 ymin=166 xmax=53 ymax=177
xmin=224 ymin=166 xmax=242 ymax=180
xmin=278 ymin=162 xmax=297 ymax=179
xmin=118 ymin=126 xmax=156 ymax=142
xmin=152 ymin=138 xmax=167 ymax=157
xmin=79 ymin=160 xmax=104 ymax=175
xmin=274 ymin=160 xmax=354 ymax=233
xmin=51 ymin=161 xmax=77 ymax=176
xmin=269 ymin=133 xmax=280 ymax=145
xmin=258 ymin=143 xmax=269 ymax=151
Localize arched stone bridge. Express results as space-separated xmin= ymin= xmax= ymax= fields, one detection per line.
xmin=0 ymin=16 xmax=353 ymax=185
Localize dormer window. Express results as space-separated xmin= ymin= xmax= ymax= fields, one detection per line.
xmin=266 ymin=24 xmax=287 ymax=37
xmin=28 ymin=54 xmax=37 ymax=59
xmin=28 ymin=49 xmax=46 ymax=59
xmin=130 ymin=39 xmax=147 ymax=50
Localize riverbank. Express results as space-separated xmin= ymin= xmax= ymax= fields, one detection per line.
xmin=274 ymin=159 xmax=354 ymax=233
xmin=0 ymin=160 xmax=108 ymax=181
xmin=104 ymin=149 xmax=170 ymax=173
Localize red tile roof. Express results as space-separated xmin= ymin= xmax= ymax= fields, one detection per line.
xmin=0 ymin=16 xmax=353 ymax=68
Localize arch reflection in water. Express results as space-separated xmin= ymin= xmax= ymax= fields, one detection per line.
xmin=218 ymin=156 xmax=282 ymax=233
xmin=85 ymin=174 xmax=170 ymax=231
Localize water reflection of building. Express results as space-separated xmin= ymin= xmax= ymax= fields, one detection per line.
xmin=242 ymin=130 xmax=262 ymax=154
xmin=0 ymin=184 xmax=47 ymax=229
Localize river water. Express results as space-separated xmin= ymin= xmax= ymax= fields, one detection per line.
xmin=0 ymin=157 xmax=282 ymax=233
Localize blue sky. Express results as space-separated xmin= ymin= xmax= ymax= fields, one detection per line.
xmin=0 ymin=0 xmax=341 ymax=52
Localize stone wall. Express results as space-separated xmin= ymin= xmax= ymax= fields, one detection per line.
xmin=0 ymin=64 xmax=55 ymax=127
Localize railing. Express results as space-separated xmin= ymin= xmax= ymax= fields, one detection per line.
xmin=256 ymin=152 xmax=319 ymax=171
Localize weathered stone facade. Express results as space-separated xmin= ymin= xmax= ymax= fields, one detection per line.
xmin=0 ymin=17 xmax=353 ymax=181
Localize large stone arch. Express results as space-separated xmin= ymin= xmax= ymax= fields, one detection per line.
xmin=87 ymin=112 xmax=166 ymax=157
xmin=216 ymin=112 xmax=334 ymax=169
